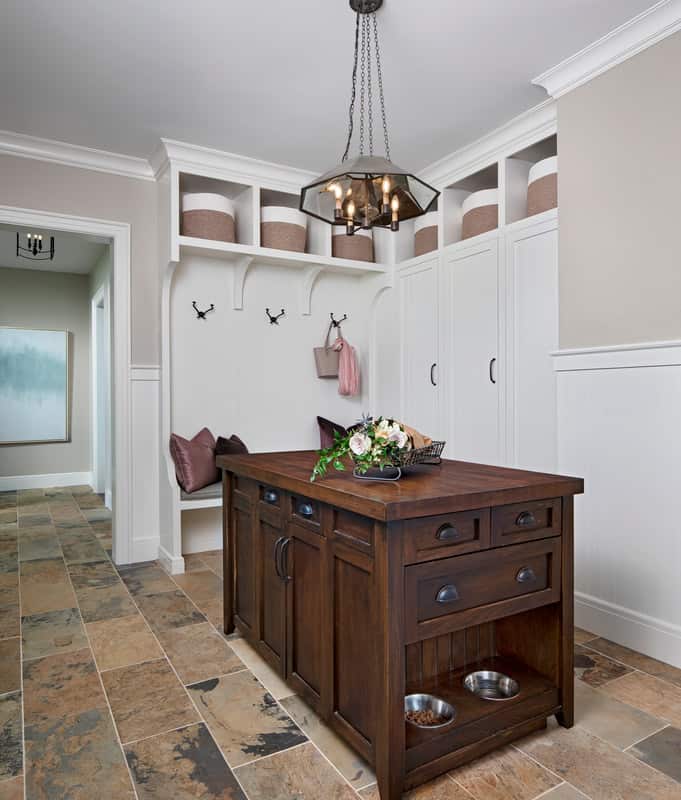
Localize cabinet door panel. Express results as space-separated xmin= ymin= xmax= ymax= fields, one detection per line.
xmin=445 ymin=241 xmax=500 ymax=464
xmin=399 ymin=259 xmax=439 ymax=436
xmin=257 ymin=520 xmax=286 ymax=674
xmin=233 ymin=505 xmax=255 ymax=634
xmin=286 ymin=523 xmax=324 ymax=704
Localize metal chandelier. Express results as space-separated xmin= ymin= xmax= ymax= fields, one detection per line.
xmin=299 ymin=0 xmax=439 ymax=236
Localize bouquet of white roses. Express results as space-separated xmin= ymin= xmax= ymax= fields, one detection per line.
xmin=311 ymin=415 xmax=412 ymax=481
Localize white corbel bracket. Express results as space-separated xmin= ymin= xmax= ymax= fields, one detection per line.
xmin=232 ymin=255 xmax=255 ymax=310
xmin=299 ymin=266 xmax=325 ymax=316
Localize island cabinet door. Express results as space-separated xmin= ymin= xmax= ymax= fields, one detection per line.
xmin=232 ymin=500 xmax=256 ymax=636
xmin=284 ymin=521 xmax=327 ymax=709
xmin=256 ymin=517 xmax=287 ymax=675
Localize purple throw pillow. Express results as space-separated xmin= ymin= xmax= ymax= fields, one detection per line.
xmin=317 ymin=416 xmax=347 ymax=449
xmin=215 ymin=434 xmax=249 ymax=456
xmin=169 ymin=427 xmax=220 ymax=493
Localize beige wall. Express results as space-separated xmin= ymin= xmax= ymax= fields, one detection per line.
xmin=0 ymin=267 xmax=91 ymax=477
xmin=0 ymin=155 xmax=158 ymax=363
xmin=558 ymin=31 xmax=681 ymax=348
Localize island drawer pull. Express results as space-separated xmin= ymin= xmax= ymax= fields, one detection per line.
xmin=515 ymin=511 xmax=537 ymax=528
xmin=297 ymin=501 xmax=315 ymax=517
xmin=263 ymin=488 xmax=279 ymax=504
xmin=436 ymin=584 xmax=460 ymax=604
xmin=436 ymin=524 xmax=460 ymax=542
xmin=516 ymin=566 xmax=536 ymax=583
xmin=273 ymin=536 xmax=286 ymax=578
xmin=280 ymin=537 xmax=291 ymax=581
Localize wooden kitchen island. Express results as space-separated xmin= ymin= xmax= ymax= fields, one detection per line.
xmin=219 ymin=451 xmax=583 ymax=800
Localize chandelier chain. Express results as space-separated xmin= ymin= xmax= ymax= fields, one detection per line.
xmin=342 ymin=11 xmax=360 ymax=162
xmin=358 ymin=13 xmax=366 ymax=156
xmin=372 ymin=12 xmax=390 ymax=161
xmin=366 ymin=14 xmax=374 ymax=154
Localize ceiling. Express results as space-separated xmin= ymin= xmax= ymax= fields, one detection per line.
xmin=0 ymin=224 xmax=108 ymax=274
xmin=0 ymin=0 xmax=654 ymax=172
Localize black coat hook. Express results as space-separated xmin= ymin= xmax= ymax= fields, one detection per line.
xmin=266 ymin=308 xmax=285 ymax=325
xmin=193 ymin=301 xmax=215 ymax=320
xmin=330 ymin=313 xmax=348 ymax=328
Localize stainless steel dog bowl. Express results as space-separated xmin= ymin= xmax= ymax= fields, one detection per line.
xmin=463 ymin=670 xmax=520 ymax=701
xmin=404 ymin=693 xmax=455 ymax=729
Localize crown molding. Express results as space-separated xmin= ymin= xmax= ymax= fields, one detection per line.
xmin=0 ymin=129 xmax=154 ymax=180
xmin=533 ymin=0 xmax=681 ymax=98
xmin=152 ymin=138 xmax=316 ymax=192
xmin=420 ymin=100 xmax=557 ymax=189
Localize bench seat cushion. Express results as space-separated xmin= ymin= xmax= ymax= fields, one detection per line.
xmin=180 ymin=481 xmax=222 ymax=502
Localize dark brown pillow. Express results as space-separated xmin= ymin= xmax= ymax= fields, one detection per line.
xmin=317 ymin=416 xmax=347 ymax=449
xmin=169 ymin=427 xmax=219 ymax=493
xmin=215 ymin=434 xmax=249 ymax=456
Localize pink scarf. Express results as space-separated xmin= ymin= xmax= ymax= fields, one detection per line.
xmin=333 ymin=336 xmax=360 ymax=396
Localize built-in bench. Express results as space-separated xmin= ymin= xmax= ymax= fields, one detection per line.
xmin=179 ymin=481 xmax=222 ymax=510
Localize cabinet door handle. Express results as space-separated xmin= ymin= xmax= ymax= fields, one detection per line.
xmin=430 ymin=363 xmax=437 ymax=386
xmin=516 ymin=566 xmax=536 ymax=584
xmin=280 ymin=537 xmax=291 ymax=581
xmin=273 ymin=536 xmax=285 ymax=579
xmin=489 ymin=357 xmax=497 ymax=384
xmin=436 ymin=584 xmax=459 ymax=603
xmin=263 ymin=489 xmax=279 ymax=504
xmin=516 ymin=511 xmax=537 ymax=528
xmin=436 ymin=524 xmax=460 ymax=542
xmin=297 ymin=501 xmax=314 ymax=518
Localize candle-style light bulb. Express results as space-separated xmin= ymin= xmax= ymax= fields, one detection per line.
xmin=332 ymin=183 xmax=343 ymax=220
xmin=346 ymin=200 xmax=356 ymax=236
xmin=391 ymin=194 xmax=400 ymax=232
xmin=381 ymin=177 xmax=391 ymax=215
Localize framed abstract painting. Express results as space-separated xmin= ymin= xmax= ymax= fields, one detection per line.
xmin=0 ymin=327 xmax=70 ymax=445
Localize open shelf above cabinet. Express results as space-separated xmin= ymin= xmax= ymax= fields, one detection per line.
xmin=443 ymin=162 xmax=499 ymax=247
xmin=505 ymin=134 xmax=558 ymax=225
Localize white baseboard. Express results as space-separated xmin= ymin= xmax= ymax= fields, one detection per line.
xmin=0 ymin=471 xmax=93 ymax=492
xmin=576 ymin=591 xmax=681 ymax=670
xmin=128 ymin=536 xmax=161 ymax=566
xmin=158 ymin=544 xmax=185 ymax=575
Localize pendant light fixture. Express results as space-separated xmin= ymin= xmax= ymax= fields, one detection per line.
xmin=299 ymin=0 xmax=439 ymax=236
xmin=16 ymin=232 xmax=55 ymax=261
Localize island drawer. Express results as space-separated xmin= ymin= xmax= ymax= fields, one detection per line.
xmin=491 ymin=498 xmax=562 ymax=546
xmin=404 ymin=539 xmax=561 ymax=643
xmin=403 ymin=508 xmax=491 ymax=563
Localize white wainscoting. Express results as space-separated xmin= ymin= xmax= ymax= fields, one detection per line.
xmin=554 ymin=340 xmax=681 ymax=668
xmin=129 ymin=365 xmax=161 ymax=563
xmin=0 ymin=472 xmax=93 ymax=491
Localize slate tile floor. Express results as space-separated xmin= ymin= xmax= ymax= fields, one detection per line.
xmin=2 ymin=488 xmax=681 ymax=798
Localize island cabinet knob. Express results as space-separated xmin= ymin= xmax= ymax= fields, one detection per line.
xmin=435 ymin=584 xmax=460 ymax=604
xmin=516 ymin=566 xmax=536 ymax=583
xmin=515 ymin=511 xmax=537 ymax=528
xmin=436 ymin=524 xmax=460 ymax=542
xmin=263 ymin=488 xmax=279 ymax=504
xmin=297 ymin=501 xmax=315 ymax=517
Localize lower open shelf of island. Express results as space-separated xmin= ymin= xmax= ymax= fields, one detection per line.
xmin=404 ymin=655 xmax=558 ymax=781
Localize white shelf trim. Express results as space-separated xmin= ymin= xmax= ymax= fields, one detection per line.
xmin=533 ymin=0 xmax=681 ymax=98
xmin=552 ymin=339 xmax=681 ymax=371
xmin=0 ymin=129 xmax=154 ymax=180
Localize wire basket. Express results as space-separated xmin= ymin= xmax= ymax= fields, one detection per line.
xmin=396 ymin=440 xmax=445 ymax=468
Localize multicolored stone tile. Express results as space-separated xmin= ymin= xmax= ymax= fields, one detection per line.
xmin=227 ymin=636 xmax=294 ymax=700
xmin=68 ymin=559 xmax=119 ymax=590
xmin=0 ymin=510 xmax=17 ymax=526
xmin=18 ymin=514 xmax=51 ymax=529
xmin=87 ymin=613 xmax=163 ymax=672
xmin=0 ymin=776 xmax=24 ymax=799
xmin=22 ymin=607 xmax=88 ymax=661
xmin=574 ymin=643 xmax=632 ymax=687
xmin=0 ymin=606 xmax=19 ymax=641
xmin=234 ymin=741 xmax=356 ymax=799
xmin=188 ymin=670 xmax=306 ymax=768
xmin=101 ymin=657 xmax=200 ymax=744
xmin=18 ymin=529 xmax=62 ymax=562
xmin=75 ymin=582 xmax=138 ymax=623
xmin=58 ymin=530 xmax=108 ymax=564
xmin=25 ymin=708 xmax=135 ymax=799
xmin=173 ymin=570 xmax=223 ymax=613
xmin=282 ymin=694 xmax=375 ymax=790
xmin=22 ymin=647 xmax=106 ymax=725
xmin=199 ymin=551 xmax=224 ymax=577
xmin=360 ymin=776 xmax=474 ymax=799
xmin=0 ymin=575 xmax=18 ymax=608
xmin=450 ymin=744 xmax=560 ymax=800
xmin=135 ymin=590 xmax=206 ymax=634
xmin=574 ymin=678 xmax=664 ymax=749
xmin=628 ymin=725 xmax=681 ymax=784
xmin=0 ymin=692 xmax=22 ymax=780
xmin=518 ymin=723 xmax=681 ymax=799
xmin=20 ymin=557 xmax=76 ymax=615
xmin=118 ymin=562 xmax=177 ymax=597
xmin=125 ymin=722 xmax=247 ymax=800
xmin=587 ymin=637 xmax=681 ymax=689
xmin=538 ymin=786 xmax=590 ymax=800
xmin=0 ymin=638 xmax=21 ymax=694
xmin=0 ymin=548 xmax=17 ymax=575
xmin=602 ymin=671 xmax=681 ymax=728
xmin=157 ymin=622 xmax=244 ymax=685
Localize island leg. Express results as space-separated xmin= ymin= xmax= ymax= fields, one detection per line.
xmin=556 ymin=494 xmax=574 ymax=727
xmin=222 ymin=470 xmax=235 ymax=635
xmin=375 ymin=524 xmax=406 ymax=800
